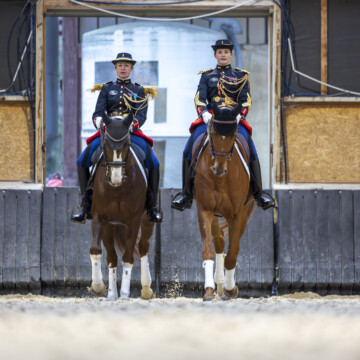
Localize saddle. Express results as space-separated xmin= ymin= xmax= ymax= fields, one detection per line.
xmin=235 ymin=133 xmax=250 ymax=166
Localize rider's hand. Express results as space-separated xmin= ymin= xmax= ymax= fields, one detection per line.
xmin=236 ymin=114 xmax=245 ymax=123
xmin=202 ymin=111 xmax=212 ymax=124
xmin=130 ymin=120 xmax=140 ymax=133
xmin=93 ymin=116 xmax=102 ymax=129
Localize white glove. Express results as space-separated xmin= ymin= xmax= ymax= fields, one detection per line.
xmin=202 ymin=111 xmax=212 ymax=124
xmin=93 ymin=116 xmax=102 ymax=129
xmin=236 ymin=114 xmax=246 ymax=123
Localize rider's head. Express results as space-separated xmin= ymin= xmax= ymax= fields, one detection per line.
xmin=112 ymin=52 xmax=136 ymax=80
xmin=212 ymin=39 xmax=233 ymax=66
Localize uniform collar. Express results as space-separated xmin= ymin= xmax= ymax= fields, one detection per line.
xmin=216 ymin=64 xmax=231 ymax=71
xmin=117 ymin=78 xmax=131 ymax=84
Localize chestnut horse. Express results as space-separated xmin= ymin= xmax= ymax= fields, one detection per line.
xmin=89 ymin=111 xmax=155 ymax=300
xmin=195 ymin=103 xmax=255 ymax=301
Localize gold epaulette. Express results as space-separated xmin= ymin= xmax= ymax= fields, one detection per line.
xmin=197 ymin=68 xmax=213 ymax=75
xmin=90 ymin=81 xmax=112 ymax=92
xmin=235 ymin=67 xmax=250 ymax=74
xmin=144 ymin=85 xmax=158 ymax=99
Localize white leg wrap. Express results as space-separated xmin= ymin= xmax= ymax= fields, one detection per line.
xmin=120 ymin=262 xmax=133 ymax=298
xmin=90 ymin=254 xmax=103 ymax=284
xmin=225 ymin=268 xmax=236 ymax=291
xmin=107 ymin=267 xmax=118 ymax=300
xmin=203 ymin=260 xmax=215 ymax=289
xmin=140 ymin=255 xmax=152 ymax=287
xmin=214 ymin=253 xmax=225 ymax=284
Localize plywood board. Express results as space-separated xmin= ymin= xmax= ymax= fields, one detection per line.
xmin=0 ymin=100 xmax=34 ymax=181
xmin=283 ymin=102 xmax=360 ymax=183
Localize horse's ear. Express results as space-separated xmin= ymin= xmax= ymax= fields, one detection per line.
xmin=231 ymin=102 xmax=242 ymax=118
xmin=102 ymin=108 xmax=112 ymax=126
xmin=212 ymin=102 xmax=221 ymax=118
xmin=123 ymin=111 xmax=133 ymax=127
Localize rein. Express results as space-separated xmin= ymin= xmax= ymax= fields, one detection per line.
xmin=208 ymin=118 xmax=238 ymax=160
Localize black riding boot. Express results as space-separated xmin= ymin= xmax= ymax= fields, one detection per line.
xmin=250 ymin=158 xmax=275 ymax=210
xmin=171 ymin=158 xmax=194 ymax=211
xmin=71 ymin=167 xmax=93 ymax=223
xmin=147 ymin=169 xmax=163 ymax=223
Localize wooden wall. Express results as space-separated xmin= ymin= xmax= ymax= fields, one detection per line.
xmin=0 ymin=97 xmax=34 ymax=181
xmin=282 ymin=98 xmax=360 ymax=183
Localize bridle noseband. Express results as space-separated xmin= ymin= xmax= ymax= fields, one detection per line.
xmin=208 ymin=118 xmax=238 ymax=161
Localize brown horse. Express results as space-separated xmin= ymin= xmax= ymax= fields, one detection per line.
xmin=89 ymin=110 xmax=155 ymax=300
xmin=194 ymin=103 xmax=255 ymax=301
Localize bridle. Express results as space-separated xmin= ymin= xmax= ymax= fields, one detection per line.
xmin=99 ymin=120 xmax=131 ymax=177
xmin=208 ymin=118 xmax=238 ymax=161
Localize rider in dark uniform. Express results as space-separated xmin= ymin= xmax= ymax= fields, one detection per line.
xmin=171 ymin=39 xmax=275 ymax=211
xmin=71 ymin=52 xmax=163 ymax=224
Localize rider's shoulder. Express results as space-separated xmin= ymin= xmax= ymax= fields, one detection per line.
xmin=234 ymin=67 xmax=250 ymax=75
xmin=134 ymin=82 xmax=145 ymax=92
xmin=101 ymin=80 xmax=114 ymax=88
xmin=90 ymin=81 xmax=113 ymax=92
xmin=197 ymin=68 xmax=213 ymax=75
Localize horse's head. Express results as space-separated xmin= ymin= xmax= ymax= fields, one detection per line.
xmin=101 ymin=110 xmax=133 ymax=186
xmin=209 ymin=102 xmax=241 ymax=176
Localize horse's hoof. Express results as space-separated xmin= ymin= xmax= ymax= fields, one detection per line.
xmin=222 ymin=286 xmax=239 ymax=300
xmin=203 ymin=287 xmax=215 ymax=301
xmin=91 ymin=281 xmax=106 ymax=296
xmin=140 ymin=285 xmax=153 ymax=300
xmin=216 ymin=283 xmax=224 ymax=297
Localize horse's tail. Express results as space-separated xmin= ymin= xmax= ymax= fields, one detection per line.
xmin=112 ymin=228 xmax=142 ymax=260
xmin=114 ymin=236 xmax=124 ymax=257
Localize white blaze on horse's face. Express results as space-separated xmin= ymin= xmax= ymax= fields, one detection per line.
xmin=211 ymin=134 xmax=229 ymax=177
xmin=110 ymin=150 xmax=124 ymax=186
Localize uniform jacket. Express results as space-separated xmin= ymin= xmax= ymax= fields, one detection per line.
xmin=194 ymin=64 xmax=251 ymax=117
xmin=92 ymin=78 xmax=148 ymax=127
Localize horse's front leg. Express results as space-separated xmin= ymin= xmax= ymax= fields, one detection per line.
xmin=197 ymin=207 xmax=215 ymax=301
xmin=211 ymin=218 xmax=225 ymax=296
xmin=138 ymin=214 xmax=155 ymax=300
xmin=90 ymin=217 xmax=106 ymax=296
xmin=120 ymin=218 xmax=141 ymax=299
xmin=223 ymin=215 xmax=247 ymax=300
xmin=103 ymin=226 xmax=119 ymax=301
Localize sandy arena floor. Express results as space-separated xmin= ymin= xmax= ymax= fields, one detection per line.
xmin=1 ymin=292 xmax=360 ymax=360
